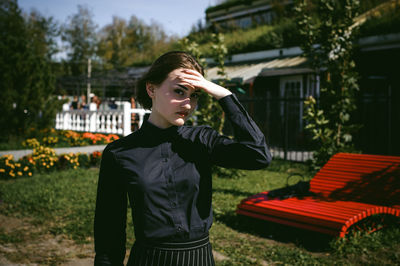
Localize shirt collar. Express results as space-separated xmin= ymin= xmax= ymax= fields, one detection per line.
xmin=139 ymin=119 xmax=179 ymax=140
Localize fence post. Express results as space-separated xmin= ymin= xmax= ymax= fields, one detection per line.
xmin=123 ymin=102 xmax=132 ymax=136
xmin=63 ymin=112 xmax=70 ymax=130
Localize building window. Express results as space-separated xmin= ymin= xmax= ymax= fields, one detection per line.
xmin=237 ymin=16 xmax=252 ymax=29
xmin=280 ymin=76 xmax=304 ymax=143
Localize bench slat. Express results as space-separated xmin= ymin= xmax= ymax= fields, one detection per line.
xmin=241 ymin=196 xmax=382 ymax=220
xmin=237 ymin=209 xmax=342 ymax=236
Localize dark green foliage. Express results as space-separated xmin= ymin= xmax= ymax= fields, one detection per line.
xmin=359 ymin=3 xmax=400 ymax=37
xmin=0 ymin=0 xmax=61 ymax=140
xmin=187 ymin=19 xmax=302 ymax=57
xmin=77 ymin=153 xmax=91 ymax=168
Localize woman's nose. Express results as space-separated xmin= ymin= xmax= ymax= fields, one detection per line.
xmin=181 ymin=97 xmax=191 ymax=109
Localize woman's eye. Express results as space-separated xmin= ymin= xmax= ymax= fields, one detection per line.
xmin=191 ymin=93 xmax=199 ymax=99
xmin=174 ymin=89 xmax=184 ymax=96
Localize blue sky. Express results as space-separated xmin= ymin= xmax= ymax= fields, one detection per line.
xmin=19 ymin=0 xmax=218 ymax=37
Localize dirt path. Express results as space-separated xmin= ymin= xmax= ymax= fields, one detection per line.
xmin=0 ymin=214 xmax=230 ymax=266
xmin=0 ymin=214 xmax=94 ymax=265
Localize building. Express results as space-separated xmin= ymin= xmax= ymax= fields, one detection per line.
xmin=206 ymin=0 xmax=293 ymax=31
xmin=205 ymin=31 xmax=400 ymax=158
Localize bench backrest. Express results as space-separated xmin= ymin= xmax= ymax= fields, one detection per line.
xmin=310 ymin=153 xmax=400 ymax=207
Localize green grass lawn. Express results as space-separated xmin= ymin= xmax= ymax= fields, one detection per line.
xmin=0 ymin=161 xmax=399 ymax=265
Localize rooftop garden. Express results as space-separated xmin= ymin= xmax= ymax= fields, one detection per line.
xmin=189 ymin=0 xmax=400 ymax=58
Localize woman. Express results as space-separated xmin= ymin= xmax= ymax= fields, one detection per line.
xmin=94 ymin=51 xmax=271 ymax=265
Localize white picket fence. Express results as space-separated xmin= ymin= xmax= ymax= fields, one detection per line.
xmin=55 ymin=102 xmax=150 ymax=136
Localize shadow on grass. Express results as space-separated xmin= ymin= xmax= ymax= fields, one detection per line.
xmin=212 ymin=188 xmax=255 ymax=198
xmin=215 ymin=212 xmax=334 ymax=253
xmin=212 ymin=188 xmax=334 ymax=252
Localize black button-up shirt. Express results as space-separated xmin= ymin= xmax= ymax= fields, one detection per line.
xmin=94 ymin=94 xmax=271 ymax=265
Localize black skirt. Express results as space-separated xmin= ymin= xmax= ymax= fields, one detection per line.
xmin=127 ymin=235 xmax=215 ymax=266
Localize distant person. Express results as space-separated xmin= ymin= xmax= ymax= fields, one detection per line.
xmin=89 ymin=95 xmax=100 ymax=111
xmin=62 ymin=95 xmax=70 ymax=111
xmin=108 ymin=99 xmax=117 ymax=109
xmin=70 ymin=96 xmax=79 ymax=110
xmin=79 ymin=94 xmax=88 ymax=109
xmin=94 ymin=51 xmax=271 ymax=265
xmin=94 ymin=95 xmax=102 ymax=109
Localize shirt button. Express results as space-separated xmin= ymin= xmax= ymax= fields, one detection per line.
xmin=177 ymin=226 xmax=182 ymax=232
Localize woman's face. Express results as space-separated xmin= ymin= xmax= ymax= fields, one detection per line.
xmin=148 ymin=68 xmax=200 ymax=128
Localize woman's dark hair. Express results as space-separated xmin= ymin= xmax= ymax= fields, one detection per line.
xmin=136 ymin=51 xmax=204 ymax=109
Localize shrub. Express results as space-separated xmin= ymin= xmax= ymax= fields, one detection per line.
xmin=57 ymin=153 xmax=80 ymax=170
xmin=90 ymin=151 xmax=102 ymax=167
xmin=1 ymin=132 xmax=110 ymax=179
xmin=60 ymin=130 xmax=90 ymax=147
xmin=77 ymin=153 xmax=91 ymax=168
xmin=0 ymin=150 xmax=102 ymax=180
xmin=0 ymin=154 xmax=34 ymax=179
xmin=42 ymin=136 xmax=59 ymax=147
xmin=31 ymin=145 xmax=58 ymax=172
xmin=22 ymin=138 xmax=41 ymax=149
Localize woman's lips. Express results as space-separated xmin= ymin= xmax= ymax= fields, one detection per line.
xmin=176 ymin=111 xmax=189 ymax=118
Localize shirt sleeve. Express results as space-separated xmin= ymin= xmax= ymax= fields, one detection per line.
xmin=201 ymin=93 xmax=271 ymax=169
xmin=94 ymin=146 xmax=127 ymax=265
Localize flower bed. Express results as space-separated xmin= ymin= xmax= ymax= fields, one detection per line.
xmin=0 ymin=139 xmax=105 ymax=179
xmin=24 ymin=129 xmax=120 ymax=148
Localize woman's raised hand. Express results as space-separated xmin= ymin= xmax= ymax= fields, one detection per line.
xmin=180 ymin=69 xmax=232 ymax=100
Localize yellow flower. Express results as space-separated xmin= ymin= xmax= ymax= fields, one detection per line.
xmin=42 ymin=162 xmax=46 ymax=166
xmin=73 ymin=166 xmax=77 ymax=169
xmin=28 ymin=172 xmax=32 ymax=176
xmin=9 ymin=171 xmax=15 ymax=177
xmin=3 ymin=154 xmax=14 ymax=160
xmin=24 ymin=166 xmax=29 ymax=171
xmin=0 ymin=169 xmax=5 ymax=173
xmin=17 ymin=171 xmax=22 ymax=176
xmin=46 ymin=165 xmax=50 ymax=168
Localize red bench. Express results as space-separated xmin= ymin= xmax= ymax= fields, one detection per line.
xmin=236 ymin=153 xmax=400 ymax=237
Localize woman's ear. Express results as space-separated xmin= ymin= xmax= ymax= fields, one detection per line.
xmin=146 ymin=82 xmax=155 ymax=98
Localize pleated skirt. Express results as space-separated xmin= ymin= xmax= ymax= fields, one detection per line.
xmin=127 ymin=235 xmax=215 ymax=266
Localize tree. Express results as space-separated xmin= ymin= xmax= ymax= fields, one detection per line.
xmin=62 ymin=5 xmax=98 ymax=76
xmin=97 ymin=15 xmax=176 ymax=68
xmin=0 ymin=0 xmax=61 ymax=139
xmin=295 ymin=0 xmax=361 ymax=171
xmin=97 ymin=16 xmax=129 ymax=70
xmin=125 ymin=16 xmax=173 ymax=65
